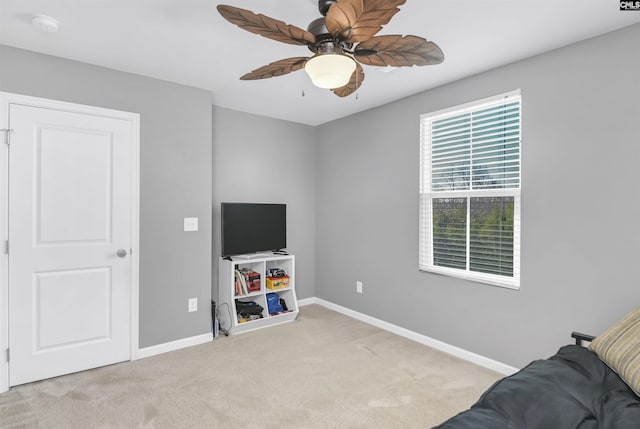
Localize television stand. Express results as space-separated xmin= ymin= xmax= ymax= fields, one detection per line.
xmin=218 ymin=253 xmax=298 ymax=334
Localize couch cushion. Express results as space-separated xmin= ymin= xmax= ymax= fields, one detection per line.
xmin=590 ymin=306 xmax=640 ymax=396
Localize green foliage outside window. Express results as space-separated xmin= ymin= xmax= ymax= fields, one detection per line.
xmin=433 ymin=197 xmax=514 ymax=276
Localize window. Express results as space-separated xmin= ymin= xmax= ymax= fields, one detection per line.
xmin=419 ymin=91 xmax=521 ymax=289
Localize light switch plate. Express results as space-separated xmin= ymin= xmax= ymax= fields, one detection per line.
xmin=184 ymin=217 xmax=198 ymax=232
xmin=188 ymin=298 xmax=198 ymax=312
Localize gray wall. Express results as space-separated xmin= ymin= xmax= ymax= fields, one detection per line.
xmin=212 ymin=106 xmax=316 ymax=301
xmin=0 ymin=45 xmax=213 ymax=348
xmin=315 ymin=23 xmax=640 ymax=368
xmin=3 ymin=23 xmax=638 ymax=368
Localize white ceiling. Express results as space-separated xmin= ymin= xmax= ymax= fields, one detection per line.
xmin=1 ymin=0 xmax=639 ymax=126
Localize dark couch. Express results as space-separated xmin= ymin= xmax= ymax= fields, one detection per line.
xmin=433 ymin=345 xmax=640 ymax=428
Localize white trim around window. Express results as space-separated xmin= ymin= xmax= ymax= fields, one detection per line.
xmin=419 ymin=90 xmax=521 ymax=289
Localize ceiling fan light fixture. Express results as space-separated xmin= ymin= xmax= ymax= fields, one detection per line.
xmin=304 ymin=53 xmax=356 ymax=89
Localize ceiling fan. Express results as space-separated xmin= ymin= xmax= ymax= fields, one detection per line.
xmin=217 ymin=0 xmax=444 ymax=97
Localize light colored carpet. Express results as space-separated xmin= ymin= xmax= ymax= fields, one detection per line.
xmin=0 ymin=305 xmax=502 ymax=428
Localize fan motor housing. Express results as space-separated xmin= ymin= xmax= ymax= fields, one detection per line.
xmin=307 ymin=17 xmax=334 ymax=52
xmin=307 ymin=17 xmax=330 ymax=38
xmin=307 ymin=16 xmax=353 ymax=54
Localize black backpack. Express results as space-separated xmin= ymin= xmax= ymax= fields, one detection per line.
xmin=235 ymin=300 xmax=264 ymax=318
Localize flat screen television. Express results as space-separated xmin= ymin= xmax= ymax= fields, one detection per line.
xmin=221 ymin=203 xmax=286 ymax=257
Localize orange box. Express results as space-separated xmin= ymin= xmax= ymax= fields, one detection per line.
xmin=266 ymin=275 xmax=289 ymax=290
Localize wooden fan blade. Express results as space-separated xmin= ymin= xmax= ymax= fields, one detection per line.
xmin=240 ymin=57 xmax=309 ymax=80
xmin=217 ymin=5 xmax=315 ymax=46
xmin=325 ymin=0 xmax=406 ymax=43
xmin=354 ymin=35 xmax=444 ymax=67
xmin=331 ymin=63 xmax=365 ymax=97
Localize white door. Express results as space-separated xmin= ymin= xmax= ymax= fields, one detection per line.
xmin=8 ymin=103 xmax=135 ymax=386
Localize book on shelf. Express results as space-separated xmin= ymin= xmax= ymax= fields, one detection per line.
xmin=234 ymin=269 xmax=248 ymax=295
xmin=234 ymin=268 xmax=261 ymax=295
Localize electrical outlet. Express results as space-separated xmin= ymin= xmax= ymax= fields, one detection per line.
xmin=188 ymin=297 xmax=198 ymax=312
xmin=356 ymin=281 xmax=363 ymax=294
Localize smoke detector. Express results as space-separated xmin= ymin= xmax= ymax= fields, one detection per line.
xmin=32 ymin=15 xmax=60 ymax=33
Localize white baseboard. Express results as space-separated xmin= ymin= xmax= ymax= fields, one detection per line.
xmin=297 ymin=297 xmax=317 ymax=307
xmin=135 ymin=332 xmax=213 ymax=360
xmin=299 ymin=297 xmax=518 ymax=376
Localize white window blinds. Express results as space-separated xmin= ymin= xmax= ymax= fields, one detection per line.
xmin=419 ymin=91 xmax=521 ymax=289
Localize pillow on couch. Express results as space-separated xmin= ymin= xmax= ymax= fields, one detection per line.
xmin=590 ymin=306 xmax=640 ymax=396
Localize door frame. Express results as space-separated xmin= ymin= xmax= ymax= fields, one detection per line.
xmin=0 ymin=92 xmax=140 ymax=393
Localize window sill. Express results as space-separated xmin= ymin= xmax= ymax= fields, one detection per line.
xmin=419 ymin=265 xmax=520 ymax=290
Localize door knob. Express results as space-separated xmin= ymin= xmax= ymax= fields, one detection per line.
xmin=116 ymin=249 xmax=128 ymax=258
